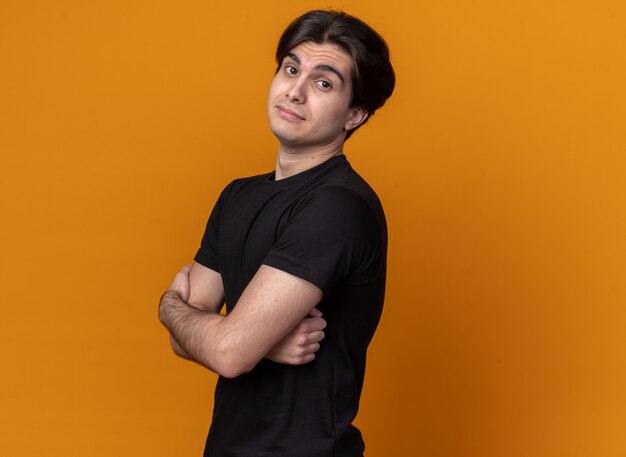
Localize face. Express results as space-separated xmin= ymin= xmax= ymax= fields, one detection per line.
xmin=267 ymin=41 xmax=368 ymax=151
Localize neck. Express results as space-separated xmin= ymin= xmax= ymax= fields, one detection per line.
xmin=274 ymin=142 xmax=344 ymax=180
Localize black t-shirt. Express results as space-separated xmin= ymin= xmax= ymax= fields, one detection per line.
xmin=194 ymin=154 xmax=387 ymax=457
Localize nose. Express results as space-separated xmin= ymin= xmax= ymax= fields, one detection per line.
xmin=286 ymin=77 xmax=306 ymax=103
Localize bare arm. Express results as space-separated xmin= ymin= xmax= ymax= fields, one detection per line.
xmin=159 ymin=264 xmax=323 ymax=378
xmin=265 ymin=307 xmax=326 ymax=365
xmin=165 ymin=262 xmax=225 ymax=360
xmin=163 ymin=262 xmax=325 ymax=365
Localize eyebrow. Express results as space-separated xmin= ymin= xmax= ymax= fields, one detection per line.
xmin=285 ymin=52 xmax=346 ymax=85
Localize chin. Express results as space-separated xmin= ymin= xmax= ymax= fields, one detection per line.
xmin=270 ymin=123 xmax=302 ymax=145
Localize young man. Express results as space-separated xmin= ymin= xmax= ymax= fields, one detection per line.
xmin=159 ymin=10 xmax=395 ymax=457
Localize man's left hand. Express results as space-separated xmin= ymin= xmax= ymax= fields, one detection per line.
xmin=265 ymin=307 xmax=326 ymax=365
xmin=166 ymin=264 xmax=193 ymax=303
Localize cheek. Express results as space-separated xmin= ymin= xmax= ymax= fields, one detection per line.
xmin=318 ymin=101 xmax=350 ymax=126
xmin=267 ymin=79 xmax=280 ymax=103
xmin=268 ymin=85 xmax=277 ymax=100
xmin=268 ymin=75 xmax=289 ymax=99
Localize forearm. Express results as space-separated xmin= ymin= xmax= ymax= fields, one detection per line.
xmin=160 ymin=264 xmax=323 ymax=378
xmin=167 ymin=300 xmax=315 ymax=367
xmin=159 ymin=290 xmax=230 ymax=375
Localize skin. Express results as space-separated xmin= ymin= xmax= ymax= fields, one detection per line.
xmin=165 ymin=263 xmax=327 ymax=368
xmin=160 ymin=264 xmax=326 ymax=377
xmin=159 ymin=41 xmax=368 ymax=377
xmin=267 ymin=41 xmax=368 ymax=179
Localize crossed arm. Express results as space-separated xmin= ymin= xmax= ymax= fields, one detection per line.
xmin=159 ymin=262 xmax=326 ymax=378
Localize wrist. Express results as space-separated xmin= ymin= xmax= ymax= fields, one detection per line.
xmin=159 ymin=290 xmax=183 ymax=327
xmin=162 ymin=289 xmax=182 ymax=303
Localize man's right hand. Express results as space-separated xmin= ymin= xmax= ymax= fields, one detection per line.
xmin=265 ymin=308 xmax=326 ymax=365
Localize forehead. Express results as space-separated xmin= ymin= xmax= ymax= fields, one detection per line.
xmin=285 ymin=41 xmax=353 ymax=75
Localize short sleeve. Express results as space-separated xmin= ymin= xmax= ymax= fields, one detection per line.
xmin=263 ymin=186 xmax=384 ymax=296
xmin=194 ymin=181 xmax=234 ymax=272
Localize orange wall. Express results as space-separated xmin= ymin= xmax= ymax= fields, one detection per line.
xmin=1 ymin=1 xmax=625 ymax=455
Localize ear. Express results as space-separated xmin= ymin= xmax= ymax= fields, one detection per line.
xmin=344 ymin=107 xmax=369 ymax=132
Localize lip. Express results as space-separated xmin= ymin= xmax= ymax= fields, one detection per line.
xmin=276 ymin=105 xmax=305 ymax=121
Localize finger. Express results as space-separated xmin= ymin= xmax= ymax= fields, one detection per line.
xmin=297 ymin=353 xmax=316 ymax=364
xmin=298 ymin=330 xmax=324 ymax=345
xmin=304 ymin=342 xmax=321 ymax=354
xmin=304 ymin=317 xmax=327 ymax=331
xmin=308 ymin=307 xmax=323 ymax=317
xmin=173 ymin=272 xmax=190 ymax=287
xmin=181 ymin=264 xmax=193 ymax=274
xmin=175 ymin=272 xmax=188 ymax=282
xmin=307 ymin=330 xmax=325 ymax=344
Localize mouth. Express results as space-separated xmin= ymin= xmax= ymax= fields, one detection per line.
xmin=276 ymin=105 xmax=305 ymax=121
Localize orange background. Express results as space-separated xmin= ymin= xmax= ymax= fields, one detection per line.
xmin=1 ymin=1 xmax=625 ymax=456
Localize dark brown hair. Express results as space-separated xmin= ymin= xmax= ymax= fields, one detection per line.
xmin=276 ymin=10 xmax=395 ymax=139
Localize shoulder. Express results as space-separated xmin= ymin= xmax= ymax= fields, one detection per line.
xmin=289 ymin=185 xmax=384 ymax=248
xmin=305 ymin=185 xmax=375 ymax=219
xmin=229 ymin=171 xmax=272 ymax=190
xmin=217 ymin=171 xmax=273 ymax=202
xmin=324 ymin=159 xmax=386 ymax=218
xmin=304 ymin=165 xmax=386 ymax=223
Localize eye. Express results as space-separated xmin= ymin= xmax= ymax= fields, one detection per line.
xmin=316 ymin=80 xmax=332 ymax=90
xmin=285 ymin=65 xmax=298 ymax=75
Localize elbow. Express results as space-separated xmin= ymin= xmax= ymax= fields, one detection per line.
xmin=172 ymin=344 xmax=189 ymax=360
xmin=212 ymin=341 xmax=257 ymax=379
xmin=215 ymin=363 xmax=249 ymax=379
